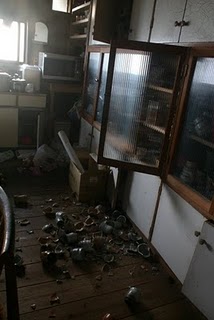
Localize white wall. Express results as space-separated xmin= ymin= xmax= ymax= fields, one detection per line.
xmin=123 ymin=172 xmax=161 ymax=239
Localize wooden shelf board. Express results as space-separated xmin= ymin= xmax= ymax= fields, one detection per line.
xmin=72 ymin=1 xmax=90 ymax=13
xmin=105 ymin=132 xmax=158 ymax=168
xmin=167 ymin=174 xmax=212 ymax=218
xmin=148 ymin=85 xmax=173 ymax=94
xmin=70 ymin=34 xmax=87 ymax=40
xmin=141 ymin=121 xmax=166 ymax=134
xmin=189 ymin=134 xmax=214 ymax=149
xmin=72 ymin=18 xmax=89 ymax=25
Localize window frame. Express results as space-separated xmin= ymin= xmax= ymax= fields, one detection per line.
xmin=0 ymin=19 xmax=26 ymax=64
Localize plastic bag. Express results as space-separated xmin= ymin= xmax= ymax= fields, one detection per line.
xmin=33 ymin=144 xmax=57 ymax=172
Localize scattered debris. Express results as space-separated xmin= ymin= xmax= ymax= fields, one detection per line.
xmin=74 ymin=221 xmax=84 ymax=232
xmin=66 ymin=232 xmax=78 ymax=244
xmin=52 ymin=202 xmax=59 ymax=208
xmin=14 ymin=254 xmax=25 ymax=277
xmin=27 ymin=230 xmax=34 ymax=234
xmin=137 ymin=243 xmax=150 ymax=258
xmin=124 ymin=286 xmax=141 ymax=305
xmin=18 ymin=219 xmax=30 ymax=226
xmin=43 ymin=207 xmax=55 ymax=219
xmin=38 ymin=236 xmax=53 ymax=244
xmin=49 ymin=293 xmax=60 ymax=305
xmin=102 ymin=264 xmax=111 ymax=273
xmin=71 ymin=248 xmax=85 ymax=261
xmin=95 ymin=275 xmax=102 ymax=281
xmin=56 ymin=279 xmax=63 ymax=284
xmin=48 ymin=310 xmax=56 ymax=318
xmin=42 ymin=224 xmax=57 ymax=233
xmin=46 ymin=198 xmax=53 ymax=203
xmin=129 ymin=268 xmax=135 ymax=277
xmin=31 ymin=304 xmax=36 ymax=310
xmin=102 ymin=314 xmax=115 ymax=320
xmin=103 ymin=254 xmax=114 ymax=263
xmin=14 ymin=195 xmax=28 ymax=208
xmin=151 ymin=265 xmax=159 ymax=273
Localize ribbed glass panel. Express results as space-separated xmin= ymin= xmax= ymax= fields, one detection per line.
xmin=96 ymin=53 xmax=109 ymax=123
xmin=172 ymin=58 xmax=214 ymax=200
xmin=85 ymin=52 xmax=100 ymax=116
xmin=103 ymin=49 xmax=179 ymax=167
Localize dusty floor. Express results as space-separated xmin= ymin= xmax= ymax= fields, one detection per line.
xmin=0 ymin=161 xmax=207 ymax=319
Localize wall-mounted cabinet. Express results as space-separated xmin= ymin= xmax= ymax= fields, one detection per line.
xmin=89 ymin=0 xmax=133 ymax=45
xmin=151 ymin=0 xmax=214 ymax=43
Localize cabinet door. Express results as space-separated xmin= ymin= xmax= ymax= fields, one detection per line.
xmin=180 ymin=0 xmax=214 ymax=42
xmin=150 ymin=0 xmax=186 ymax=43
xmin=168 ymin=51 xmax=214 ymax=215
xmin=182 ymin=220 xmax=214 ymax=319
xmin=98 ymin=40 xmax=187 ymax=175
xmin=92 ymin=0 xmax=132 ymax=43
xmin=95 ymin=52 xmax=110 ymax=123
xmin=83 ymin=49 xmax=102 ymax=121
xmin=129 ymin=0 xmax=155 ymax=42
xmin=0 ymin=107 xmax=18 ymax=147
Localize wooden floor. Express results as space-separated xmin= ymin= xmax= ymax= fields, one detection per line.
xmin=0 ymin=163 xmax=207 ymax=320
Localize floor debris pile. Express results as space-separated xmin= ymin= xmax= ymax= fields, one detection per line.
xmin=37 ymin=201 xmax=157 ymax=278
xmin=15 ymin=195 xmax=160 ymax=293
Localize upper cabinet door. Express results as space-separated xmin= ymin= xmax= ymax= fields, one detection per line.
xmin=128 ymin=0 xmax=155 ymax=42
xmin=91 ymin=0 xmax=133 ymax=44
xmin=98 ymin=40 xmax=187 ymax=175
xmin=180 ymin=0 xmax=214 ymax=42
xmin=150 ymin=0 xmax=186 ymax=43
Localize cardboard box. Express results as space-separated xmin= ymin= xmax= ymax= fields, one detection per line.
xmin=69 ymin=151 xmax=109 ymax=202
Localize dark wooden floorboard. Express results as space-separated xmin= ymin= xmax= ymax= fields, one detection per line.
xmin=0 ymin=163 xmax=206 ymax=319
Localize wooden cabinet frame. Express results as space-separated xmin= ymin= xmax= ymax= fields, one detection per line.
xmin=164 ymin=47 xmax=214 ymax=218
xmin=81 ymin=45 xmax=110 ymax=126
xmin=97 ymin=40 xmax=187 ymax=175
xmin=81 ymin=42 xmax=214 ymax=219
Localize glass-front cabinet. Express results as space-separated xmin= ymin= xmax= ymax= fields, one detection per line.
xmin=98 ymin=40 xmax=187 ymax=175
xmin=167 ymin=48 xmax=214 ymax=216
xmin=82 ymin=46 xmax=110 ymax=124
xmin=82 ymin=41 xmax=214 ymax=217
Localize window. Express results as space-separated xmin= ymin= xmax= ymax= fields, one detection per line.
xmin=0 ymin=19 xmax=25 ymax=63
xmin=52 ymin=0 xmax=70 ymax=13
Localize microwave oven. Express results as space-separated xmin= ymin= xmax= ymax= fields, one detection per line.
xmin=38 ymin=52 xmax=82 ymax=81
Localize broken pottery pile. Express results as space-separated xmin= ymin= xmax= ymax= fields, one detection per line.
xmin=35 ymin=198 xmax=156 ymax=280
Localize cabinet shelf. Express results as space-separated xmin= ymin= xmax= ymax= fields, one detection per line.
xmin=72 ymin=18 xmax=89 ymax=26
xmin=189 ymin=134 xmax=214 ymax=149
xmin=106 ymin=133 xmax=157 ymax=167
xmin=148 ymin=85 xmax=173 ymax=94
xmin=72 ymin=1 xmax=90 ymax=13
xmin=141 ymin=121 xmax=166 ymax=134
xmin=70 ymin=34 xmax=87 ymax=40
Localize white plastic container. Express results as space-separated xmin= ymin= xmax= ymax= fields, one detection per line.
xmin=20 ymin=64 xmax=41 ymax=92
